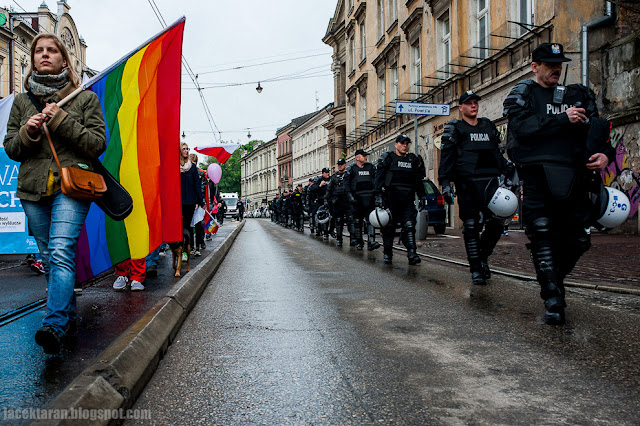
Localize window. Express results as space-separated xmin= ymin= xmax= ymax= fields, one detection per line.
xmin=349 ymin=37 xmax=356 ymax=72
xmin=519 ymin=0 xmax=535 ymax=35
xmin=390 ymin=64 xmax=399 ymax=101
xmin=349 ymin=101 xmax=357 ymax=135
xmin=389 ymin=0 xmax=397 ymax=24
xmin=477 ymin=0 xmax=489 ymax=60
xmin=378 ymin=73 xmax=386 ymax=119
xmin=439 ymin=11 xmax=451 ymax=75
xmin=377 ymin=0 xmax=385 ymax=39
xmin=360 ymin=93 xmax=367 ymax=125
xmin=411 ymin=39 xmax=421 ymax=94
xmin=360 ymin=21 xmax=367 ymax=62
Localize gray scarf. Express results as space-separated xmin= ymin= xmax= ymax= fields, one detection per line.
xmin=28 ymin=69 xmax=70 ymax=97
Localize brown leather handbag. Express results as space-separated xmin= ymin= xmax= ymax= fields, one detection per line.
xmin=43 ymin=122 xmax=107 ymax=201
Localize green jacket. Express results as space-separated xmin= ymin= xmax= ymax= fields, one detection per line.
xmin=4 ymin=83 xmax=107 ymax=201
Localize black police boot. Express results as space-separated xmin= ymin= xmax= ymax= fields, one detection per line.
xmin=348 ymin=221 xmax=357 ymax=246
xmin=481 ymin=260 xmax=491 ymax=280
xmin=479 ymin=218 xmax=504 ymax=279
xmin=382 ymin=230 xmax=395 ymax=264
xmin=528 ymin=218 xmax=566 ymax=325
xmin=403 ymin=222 xmax=421 ymax=265
xmin=353 ymin=220 xmax=364 ymax=250
xmin=367 ymin=223 xmax=381 ymax=251
xmin=463 ymin=219 xmax=485 ymax=285
xmin=336 ymin=218 xmax=344 ymax=247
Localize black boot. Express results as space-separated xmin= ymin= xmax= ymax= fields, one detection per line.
xmin=353 ymin=219 xmax=364 ymax=250
xmin=463 ymin=219 xmax=485 ymax=285
xmin=479 ymin=218 xmax=504 ymax=280
xmin=348 ymin=221 xmax=357 ymax=246
xmin=367 ymin=223 xmax=381 ymax=251
xmin=528 ymin=218 xmax=566 ymax=325
xmin=335 ymin=217 xmax=344 ymax=247
xmin=382 ymin=229 xmax=395 ymax=264
xmin=403 ymin=221 xmax=421 ymax=265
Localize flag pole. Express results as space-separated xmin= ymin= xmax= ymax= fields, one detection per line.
xmin=57 ymin=16 xmax=186 ymax=108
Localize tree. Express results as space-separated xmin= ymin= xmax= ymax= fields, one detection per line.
xmin=199 ymin=141 xmax=261 ymax=196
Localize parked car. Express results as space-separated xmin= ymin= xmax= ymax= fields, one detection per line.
xmin=417 ymin=178 xmax=447 ymax=234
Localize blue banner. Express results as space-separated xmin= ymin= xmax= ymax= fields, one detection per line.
xmin=0 ymin=147 xmax=38 ymax=254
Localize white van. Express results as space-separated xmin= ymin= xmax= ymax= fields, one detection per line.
xmin=221 ymin=192 xmax=239 ymax=219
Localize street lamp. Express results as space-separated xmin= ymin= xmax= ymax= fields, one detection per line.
xmin=256 ymin=82 xmax=263 ymax=93
xmin=181 ymin=131 xmax=186 ymax=139
xmin=247 ymin=130 xmax=252 ymax=139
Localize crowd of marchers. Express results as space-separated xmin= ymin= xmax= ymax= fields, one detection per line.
xmin=265 ymin=43 xmax=630 ymax=327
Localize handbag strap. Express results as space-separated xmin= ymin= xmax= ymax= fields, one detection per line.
xmin=42 ymin=122 xmax=63 ymax=173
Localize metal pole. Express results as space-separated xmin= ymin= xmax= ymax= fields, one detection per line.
xmin=414 ymin=115 xmax=418 ymax=155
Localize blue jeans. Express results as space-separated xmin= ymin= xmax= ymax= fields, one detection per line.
xmin=22 ymin=191 xmax=90 ymax=334
xmin=146 ymin=247 xmax=160 ymax=268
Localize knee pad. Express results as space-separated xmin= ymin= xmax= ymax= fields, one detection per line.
xmin=402 ymin=220 xmax=415 ymax=232
xmin=463 ymin=219 xmax=480 ymax=236
xmin=527 ymin=217 xmax=552 ymax=241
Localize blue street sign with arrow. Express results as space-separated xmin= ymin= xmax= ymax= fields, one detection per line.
xmin=395 ymin=101 xmax=450 ymax=116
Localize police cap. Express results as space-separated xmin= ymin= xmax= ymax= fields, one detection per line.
xmin=396 ymin=134 xmax=411 ymax=144
xmin=459 ymin=90 xmax=481 ymax=104
xmin=532 ymin=43 xmax=571 ymax=63
xmin=322 ymin=167 xmax=330 ymax=173
xmin=355 ymin=149 xmax=369 ymax=156
xmin=337 ymin=158 xmax=346 ymax=165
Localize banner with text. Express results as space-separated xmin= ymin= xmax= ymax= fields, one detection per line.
xmin=0 ymin=148 xmax=38 ymax=254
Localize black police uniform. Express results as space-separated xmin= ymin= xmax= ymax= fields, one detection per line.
xmin=217 ymin=200 xmax=226 ymax=225
xmin=291 ymin=187 xmax=305 ymax=231
xmin=282 ymin=193 xmax=292 ymax=227
xmin=374 ymin=145 xmax=427 ymax=264
xmin=504 ymin=70 xmax=614 ymax=324
xmin=275 ymin=195 xmax=283 ymax=224
xmin=309 ymin=175 xmax=331 ymax=237
xmin=438 ymin=116 xmax=510 ymax=285
xmin=302 ymin=181 xmax=313 ymax=232
xmin=269 ymin=195 xmax=278 ymax=222
xmin=326 ymin=168 xmax=351 ymax=246
xmin=346 ymin=162 xmax=381 ymax=250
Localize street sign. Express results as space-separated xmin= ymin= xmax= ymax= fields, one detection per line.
xmin=395 ymin=102 xmax=450 ymax=116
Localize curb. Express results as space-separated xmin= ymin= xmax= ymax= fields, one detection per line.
xmin=31 ymin=221 xmax=245 ymax=426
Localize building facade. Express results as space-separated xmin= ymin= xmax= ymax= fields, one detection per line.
xmin=291 ymin=104 xmax=332 ymax=188
xmin=240 ymin=138 xmax=278 ymax=210
xmin=0 ymin=1 xmax=87 ymax=98
xmin=323 ymin=0 xmax=639 ymax=231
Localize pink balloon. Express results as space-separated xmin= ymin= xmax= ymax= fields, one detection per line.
xmin=207 ymin=163 xmax=222 ymax=184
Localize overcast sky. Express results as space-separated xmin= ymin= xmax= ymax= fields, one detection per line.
xmin=18 ymin=0 xmax=336 ymax=160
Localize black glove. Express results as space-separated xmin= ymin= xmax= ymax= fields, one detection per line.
xmin=441 ymin=185 xmax=455 ymax=205
xmin=323 ymin=200 xmax=329 ymax=208
xmin=503 ymin=161 xmax=516 ymax=181
xmin=348 ymin=193 xmax=356 ymax=205
xmin=374 ymin=194 xmax=384 ymax=208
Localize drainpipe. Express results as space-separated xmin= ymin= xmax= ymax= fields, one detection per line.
xmin=8 ymin=13 xmax=13 ymax=94
xmin=581 ymin=1 xmax=615 ymax=87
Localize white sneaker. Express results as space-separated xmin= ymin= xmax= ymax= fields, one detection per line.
xmin=130 ymin=280 xmax=144 ymax=291
xmin=194 ymin=250 xmax=201 ymax=257
xmin=113 ymin=276 xmax=128 ymax=291
xmin=182 ymin=252 xmax=188 ymax=261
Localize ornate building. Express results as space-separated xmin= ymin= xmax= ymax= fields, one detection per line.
xmin=0 ymin=1 xmax=87 ymax=98
xmin=291 ymin=104 xmax=333 ymax=188
xmin=240 ymin=138 xmax=278 ymax=211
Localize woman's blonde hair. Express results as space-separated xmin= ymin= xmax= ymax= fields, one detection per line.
xmin=180 ymin=143 xmax=190 ymax=167
xmin=24 ymin=34 xmax=79 ymax=91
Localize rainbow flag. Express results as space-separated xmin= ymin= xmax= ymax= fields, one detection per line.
xmin=75 ymin=18 xmax=185 ymax=283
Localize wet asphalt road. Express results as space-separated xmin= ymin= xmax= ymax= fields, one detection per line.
xmin=131 ymin=219 xmax=640 ymax=425
xmin=0 ymin=223 xmax=239 ymax=420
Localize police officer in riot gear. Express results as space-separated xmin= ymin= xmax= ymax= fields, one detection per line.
xmin=270 ymin=194 xmax=278 ymax=222
xmin=309 ymin=168 xmax=331 ymax=239
xmin=326 ymin=159 xmax=350 ymax=247
xmin=346 ymin=149 xmax=381 ymax=251
xmin=374 ymin=134 xmax=428 ymax=265
xmin=291 ymin=183 xmax=305 ymax=232
xmin=439 ymin=90 xmax=514 ymax=286
xmin=303 ymin=178 xmax=314 ymax=232
xmin=503 ymin=43 xmax=614 ymax=325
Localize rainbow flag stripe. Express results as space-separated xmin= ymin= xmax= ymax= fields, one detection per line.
xmin=75 ymin=19 xmax=185 ymax=283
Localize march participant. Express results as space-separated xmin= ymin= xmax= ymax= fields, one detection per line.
xmin=503 ymin=42 xmax=614 ymax=324
xmin=438 ymin=90 xmax=514 ymax=285
xmin=374 ymin=135 xmax=427 ymax=265
xmin=326 ymin=159 xmax=350 ymax=247
xmin=346 ymin=149 xmax=380 ymax=251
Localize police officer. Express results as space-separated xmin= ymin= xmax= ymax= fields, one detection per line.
xmin=269 ymin=194 xmax=278 ymax=222
xmin=302 ymin=178 xmax=314 ymax=232
xmin=346 ymin=149 xmax=381 ymax=251
xmin=503 ymin=42 xmax=614 ymax=325
xmin=326 ymin=159 xmax=351 ymax=246
xmin=291 ymin=183 xmax=305 ymax=232
xmin=439 ymin=90 xmax=514 ymax=285
xmin=374 ymin=134 xmax=428 ymax=265
xmin=281 ymin=189 xmax=291 ymax=227
xmin=275 ymin=191 xmax=284 ymax=225
xmin=309 ymin=168 xmax=332 ymax=239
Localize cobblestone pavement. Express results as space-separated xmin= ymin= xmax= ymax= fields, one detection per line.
xmin=416 ymin=227 xmax=640 ymax=289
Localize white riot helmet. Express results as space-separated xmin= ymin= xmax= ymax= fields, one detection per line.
xmin=369 ymin=207 xmax=392 ymax=228
xmin=487 ymin=187 xmax=518 ymax=218
xmin=316 ymin=206 xmax=331 ymax=225
xmin=597 ymin=187 xmax=630 ymax=228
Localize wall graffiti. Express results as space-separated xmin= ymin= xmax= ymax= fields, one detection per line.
xmin=601 ymin=127 xmax=640 ymax=219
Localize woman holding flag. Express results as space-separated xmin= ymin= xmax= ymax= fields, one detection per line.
xmin=4 ymin=34 xmax=106 ymax=355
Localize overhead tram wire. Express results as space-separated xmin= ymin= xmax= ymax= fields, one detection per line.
xmin=191 ymin=53 xmax=330 ymax=75
xmin=147 ymin=0 xmax=222 ymax=141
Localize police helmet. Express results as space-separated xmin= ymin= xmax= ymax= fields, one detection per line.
xmin=316 ymin=206 xmax=331 ymax=225
xmin=596 ymin=186 xmax=630 ymax=228
xmin=369 ymin=207 xmax=392 ymax=228
xmin=487 ymin=187 xmax=518 ymax=218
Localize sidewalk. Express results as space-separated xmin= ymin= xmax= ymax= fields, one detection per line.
xmin=416 ymin=227 xmax=640 ymax=290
